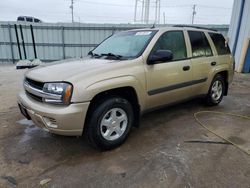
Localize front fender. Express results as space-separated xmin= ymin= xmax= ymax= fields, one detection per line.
xmin=72 ymin=76 xmax=146 ymax=110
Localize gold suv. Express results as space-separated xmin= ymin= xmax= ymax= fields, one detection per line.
xmin=18 ymin=26 xmax=234 ymax=150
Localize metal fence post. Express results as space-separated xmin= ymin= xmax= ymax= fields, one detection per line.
xmin=30 ymin=24 xmax=37 ymax=59
xmin=8 ymin=24 xmax=14 ymax=63
xmin=14 ymin=24 xmax=22 ymax=60
xmin=112 ymin=26 xmax=115 ymax=34
xmin=61 ymin=26 xmax=65 ymax=59
xmin=19 ymin=24 xmax=27 ymax=59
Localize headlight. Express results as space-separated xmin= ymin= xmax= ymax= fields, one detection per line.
xmin=43 ymin=82 xmax=73 ymax=105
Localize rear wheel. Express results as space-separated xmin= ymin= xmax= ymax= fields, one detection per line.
xmin=85 ymin=97 xmax=134 ymax=150
xmin=205 ymin=74 xmax=225 ymax=106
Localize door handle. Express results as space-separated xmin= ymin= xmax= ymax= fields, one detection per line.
xmin=183 ymin=65 xmax=190 ymax=71
xmin=211 ymin=61 xmax=217 ymax=66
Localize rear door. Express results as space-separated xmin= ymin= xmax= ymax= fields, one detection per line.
xmin=208 ymin=32 xmax=233 ymax=78
xmin=145 ymin=30 xmax=193 ymax=109
xmin=187 ymin=30 xmax=215 ymax=95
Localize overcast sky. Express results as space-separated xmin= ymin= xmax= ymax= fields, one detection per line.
xmin=0 ymin=0 xmax=234 ymax=24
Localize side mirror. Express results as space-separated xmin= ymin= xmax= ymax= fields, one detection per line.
xmin=148 ymin=50 xmax=173 ymax=64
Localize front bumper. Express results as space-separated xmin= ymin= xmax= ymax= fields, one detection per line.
xmin=18 ymin=91 xmax=90 ymax=136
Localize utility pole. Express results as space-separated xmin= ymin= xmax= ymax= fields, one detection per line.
xmin=191 ymin=4 xmax=196 ymax=25
xmin=155 ymin=0 xmax=158 ymax=24
xmin=154 ymin=0 xmax=161 ymax=24
xmin=134 ymin=0 xmax=160 ymax=24
xmin=141 ymin=0 xmax=145 ymax=22
xmin=157 ymin=0 xmax=160 ymax=24
xmin=144 ymin=0 xmax=150 ymax=24
xmin=134 ymin=0 xmax=138 ymax=22
xmin=70 ymin=0 xmax=74 ymax=23
xmin=163 ymin=12 xmax=166 ymax=24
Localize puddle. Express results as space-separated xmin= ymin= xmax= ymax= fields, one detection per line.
xmin=16 ymin=119 xmax=51 ymax=144
xmin=16 ymin=119 xmax=36 ymax=143
xmin=19 ymin=132 xmax=32 ymax=143
xmin=17 ymin=119 xmax=34 ymax=126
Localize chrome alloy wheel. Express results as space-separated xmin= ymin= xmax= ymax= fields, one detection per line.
xmin=211 ymin=80 xmax=223 ymax=101
xmin=100 ymin=108 xmax=128 ymax=141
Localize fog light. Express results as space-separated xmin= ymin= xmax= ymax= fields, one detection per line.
xmin=43 ymin=117 xmax=58 ymax=128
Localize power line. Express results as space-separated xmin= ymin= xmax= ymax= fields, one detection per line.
xmin=198 ymin=4 xmax=232 ymax=10
xmin=77 ymin=0 xmax=233 ymax=10
xmin=78 ymin=0 xmax=133 ymax=7
xmin=78 ymin=0 xmax=191 ymax=8
xmin=23 ymin=0 xmax=233 ymax=24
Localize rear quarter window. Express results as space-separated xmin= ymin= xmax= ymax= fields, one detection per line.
xmin=17 ymin=17 xmax=25 ymax=21
xmin=34 ymin=18 xmax=41 ymax=23
xmin=209 ymin=33 xmax=231 ymax=55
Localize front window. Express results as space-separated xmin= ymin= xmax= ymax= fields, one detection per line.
xmin=91 ymin=30 xmax=157 ymax=59
xmin=151 ymin=31 xmax=187 ymax=61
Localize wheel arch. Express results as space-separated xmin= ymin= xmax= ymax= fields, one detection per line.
xmin=215 ymin=70 xmax=229 ymax=96
xmin=84 ymin=86 xmax=141 ymax=134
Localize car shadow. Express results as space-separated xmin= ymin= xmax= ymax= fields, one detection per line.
xmin=4 ymin=98 xmax=220 ymax=168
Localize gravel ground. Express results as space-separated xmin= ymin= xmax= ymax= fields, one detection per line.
xmin=0 ymin=65 xmax=250 ymax=187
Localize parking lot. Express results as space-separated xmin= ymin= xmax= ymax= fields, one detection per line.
xmin=0 ymin=65 xmax=250 ymax=187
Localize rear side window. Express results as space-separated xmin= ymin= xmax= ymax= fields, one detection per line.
xmin=152 ymin=31 xmax=187 ymax=61
xmin=188 ymin=31 xmax=213 ymax=57
xmin=209 ymin=33 xmax=231 ymax=55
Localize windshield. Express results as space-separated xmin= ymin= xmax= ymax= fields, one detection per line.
xmin=91 ymin=30 xmax=157 ymax=59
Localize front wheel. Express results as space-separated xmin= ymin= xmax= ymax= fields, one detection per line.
xmin=205 ymin=74 xmax=225 ymax=106
xmin=85 ymin=97 xmax=134 ymax=150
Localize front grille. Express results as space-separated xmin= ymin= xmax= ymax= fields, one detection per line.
xmin=24 ymin=77 xmax=61 ymax=104
xmin=25 ymin=77 xmax=44 ymax=90
xmin=24 ymin=77 xmax=44 ymax=102
xmin=25 ymin=91 xmax=43 ymax=102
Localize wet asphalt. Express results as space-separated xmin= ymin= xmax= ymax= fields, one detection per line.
xmin=0 ymin=65 xmax=249 ymax=187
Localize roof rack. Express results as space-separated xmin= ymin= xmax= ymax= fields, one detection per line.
xmin=173 ymin=25 xmax=218 ymax=32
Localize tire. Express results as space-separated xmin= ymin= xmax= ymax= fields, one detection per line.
xmin=205 ymin=74 xmax=225 ymax=106
xmin=85 ymin=97 xmax=134 ymax=150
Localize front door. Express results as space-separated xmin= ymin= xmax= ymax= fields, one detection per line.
xmin=145 ymin=31 xmax=193 ymax=109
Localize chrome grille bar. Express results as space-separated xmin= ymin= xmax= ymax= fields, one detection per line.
xmin=24 ymin=81 xmax=62 ymax=100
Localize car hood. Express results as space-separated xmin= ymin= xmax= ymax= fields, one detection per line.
xmin=25 ymin=58 xmax=124 ymax=83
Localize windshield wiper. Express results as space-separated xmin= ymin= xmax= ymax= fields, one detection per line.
xmin=88 ymin=51 xmax=101 ymax=58
xmin=100 ymin=53 xmax=123 ymax=59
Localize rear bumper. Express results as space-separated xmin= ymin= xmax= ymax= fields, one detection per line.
xmin=18 ymin=91 xmax=90 ymax=136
